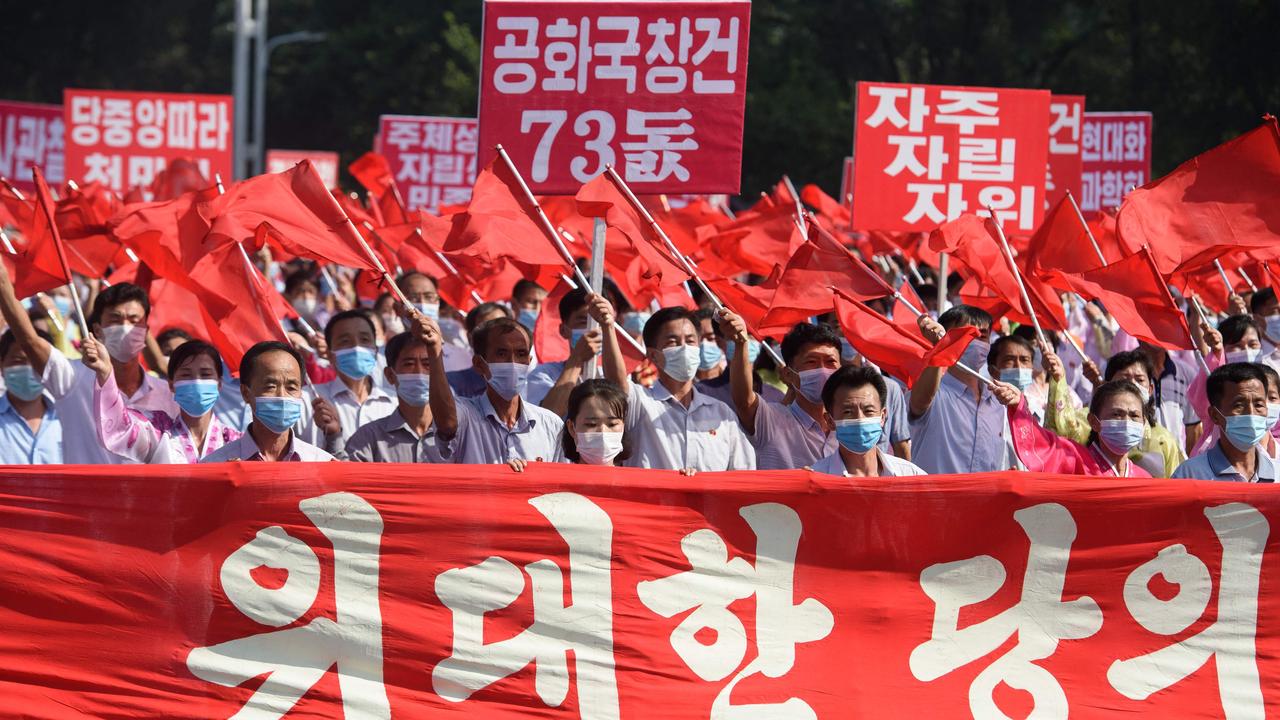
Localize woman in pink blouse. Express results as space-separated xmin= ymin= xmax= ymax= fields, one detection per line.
xmin=83 ymin=337 xmax=241 ymax=463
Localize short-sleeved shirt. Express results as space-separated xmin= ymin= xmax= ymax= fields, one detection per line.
xmin=297 ymin=377 xmax=398 ymax=453
xmin=881 ymin=376 xmax=911 ymax=453
xmin=42 ymin=348 xmax=177 ymax=464
xmin=909 ymin=373 xmax=1010 ymax=475
xmin=751 ymin=399 xmax=835 ymax=470
xmin=623 ymin=381 xmax=755 ymax=471
xmin=451 ymin=393 xmax=565 ymax=464
xmin=696 ymin=374 xmax=785 ymax=408
xmin=527 ymin=360 xmax=568 ymax=407
xmin=446 ymin=367 xmax=488 ymax=398
xmin=810 ymin=449 xmax=927 ymax=477
xmin=1172 ymin=444 xmax=1276 ymax=483
xmin=1155 ymin=355 xmax=1201 ymax=453
xmin=200 ymin=430 xmax=335 ymax=462
xmin=0 ymin=393 xmax=61 ymax=464
xmin=343 ymin=409 xmax=451 ymax=463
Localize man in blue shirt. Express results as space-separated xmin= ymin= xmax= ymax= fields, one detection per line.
xmin=1173 ymin=362 xmax=1275 ymax=482
xmin=0 ymin=328 xmax=62 ymax=464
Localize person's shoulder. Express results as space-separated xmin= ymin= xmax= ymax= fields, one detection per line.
xmin=883 ymin=453 xmax=927 ymax=476
xmin=293 ymin=436 xmax=336 ymax=461
xmin=524 ymin=400 xmax=565 ymax=427
xmin=528 ymin=360 xmax=565 ymax=379
xmin=1170 ymin=454 xmax=1203 ymax=479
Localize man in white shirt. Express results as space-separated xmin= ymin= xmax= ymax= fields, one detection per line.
xmin=811 ymin=365 xmax=927 ymax=477
xmin=203 ymin=341 xmax=334 ymax=462
xmin=0 ymin=263 xmax=176 ymax=464
xmin=594 ymin=296 xmax=755 ymax=471
xmin=296 ymin=309 xmax=397 ymax=453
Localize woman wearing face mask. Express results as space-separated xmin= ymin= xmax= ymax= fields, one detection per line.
xmin=1001 ymin=376 xmax=1152 ymax=478
xmin=809 ymin=365 xmax=926 ymax=477
xmin=508 ymin=379 xmax=631 ymax=472
xmin=84 ymin=337 xmax=240 ymax=463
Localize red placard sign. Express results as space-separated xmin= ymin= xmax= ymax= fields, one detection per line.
xmin=376 ymin=115 xmax=478 ymax=211
xmin=1046 ymin=94 xmax=1085 ymax=209
xmin=1081 ymin=111 xmax=1153 ymax=218
xmin=63 ymin=88 xmax=232 ymax=193
xmin=478 ymin=0 xmax=751 ymax=195
xmin=0 ymin=100 xmax=64 ymax=192
xmin=265 ymin=149 xmax=339 ymax=188
xmin=2 ymin=463 xmax=1280 ymax=718
xmin=851 ymin=82 xmax=1050 ymax=233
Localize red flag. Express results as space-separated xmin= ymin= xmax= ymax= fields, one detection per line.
xmin=147 ymin=158 xmax=208 ymax=201
xmin=654 ymin=197 xmax=728 ymax=257
xmin=702 ymin=203 xmax=805 ymax=277
xmin=923 ymin=325 xmax=983 ymax=371
xmin=3 ymin=169 xmax=70 ymax=300
xmin=800 ymin=183 xmax=850 ymax=232
xmin=833 ymin=289 xmax=962 ymax=387
xmin=1117 ymin=117 xmax=1280 ymax=275
xmin=54 ymin=182 xmax=126 ymax=277
xmin=703 ymin=275 xmax=776 ymax=337
xmin=1061 ymin=247 xmax=1192 ymax=350
xmin=890 ymin=281 xmax=928 ymax=336
xmin=757 ymin=224 xmax=893 ymax=335
xmin=348 ymin=152 xmax=409 ymax=225
xmin=534 ymin=278 xmax=573 ymax=363
xmin=1024 ymin=195 xmax=1126 ymax=279
xmin=443 ymin=158 xmax=568 ymax=276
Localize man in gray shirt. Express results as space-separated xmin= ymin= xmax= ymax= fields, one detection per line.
xmin=344 ymin=330 xmax=452 ymax=463
xmin=1173 ymin=362 xmax=1275 ymax=483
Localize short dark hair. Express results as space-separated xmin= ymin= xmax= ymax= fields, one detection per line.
xmin=384 ymin=331 xmax=427 ymax=368
xmin=1261 ymin=363 xmax=1280 ymax=394
xmin=465 ymin=302 xmax=512 ymax=333
xmin=989 ymin=335 xmax=1034 ymax=367
xmin=512 ymin=279 xmax=544 ymax=301
xmin=1218 ymin=314 xmax=1259 ymax=346
xmin=558 ymin=288 xmax=590 ymax=321
xmin=643 ymin=307 xmax=696 ymax=348
xmin=937 ymin=304 xmax=992 ymax=332
xmin=1086 ymin=379 xmax=1147 ymax=445
xmin=324 ymin=309 xmax=377 ymax=346
xmin=1206 ymin=362 xmax=1268 ymax=409
xmin=1104 ymin=350 xmax=1155 ymax=383
xmin=396 ymin=270 xmax=437 ymax=291
xmin=561 ymin=379 xmax=633 ymax=464
xmin=0 ymin=328 xmax=54 ymax=362
xmin=821 ymin=364 xmax=886 ymax=412
xmin=284 ymin=269 xmax=317 ymax=296
xmin=89 ymin=282 xmax=149 ymax=328
xmin=239 ymin=341 xmax=305 ymax=386
xmin=156 ymin=327 xmax=193 ymax=349
xmin=1250 ymin=287 xmax=1276 ymax=314
xmin=167 ymin=340 xmax=223 ymax=381
xmin=780 ymin=322 xmax=842 ymax=366
xmin=472 ymin=317 xmax=531 ymax=359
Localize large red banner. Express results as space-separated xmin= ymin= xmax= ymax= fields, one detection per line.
xmin=1046 ymin=94 xmax=1085 ymax=210
xmin=478 ymin=0 xmax=751 ymax=195
xmin=1081 ymin=111 xmax=1153 ymax=218
xmin=266 ymin=149 xmax=340 ymax=188
xmin=1 ymin=463 xmax=1277 ymax=718
xmin=63 ymin=88 xmax=233 ymax=193
xmin=851 ymin=81 xmax=1051 ymax=233
xmin=0 ymin=100 xmax=64 ymax=192
xmin=375 ymin=114 xmax=478 ymax=211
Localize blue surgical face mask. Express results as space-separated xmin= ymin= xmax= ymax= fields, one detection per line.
xmin=1268 ymin=403 xmax=1280 ymax=431
xmin=254 ymin=396 xmax=303 ymax=434
xmin=53 ymin=295 xmax=73 ymax=317
xmin=486 ymin=362 xmax=529 ymax=400
xmin=173 ymin=379 xmax=220 ymax=417
xmin=517 ymin=308 xmax=538 ymax=332
xmin=1000 ymin=367 xmax=1034 ymax=392
xmin=1222 ymin=412 xmax=1270 ymax=452
xmin=1098 ymin=419 xmax=1144 ymax=454
xmin=699 ymin=341 xmax=723 ymax=371
xmin=1266 ymin=316 xmax=1280 ymax=343
xmin=395 ymin=373 xmax=431 ymax=407
xmin=335 ymin=346 xmax=377 ymax=380
xmin=960 ymin=339 xmax=989 ymax=370
xmin=840 ymin=338 xmax=856 ymax=361
xmin=621 ymin=311 xmax=650 ymax=335
xmin=1226 ymin=348 xmax=1261 ymax=364
xmin=835 ymin=417 xmax=883 ymax=454
xmin=412 ymin=302 xmax=439 ymax=321
xmin=2 ymin=365 xmax=43 ymax=402
xmin=798 ymin=367 xmax=835 ymax=404
xmin=726 ymin=338 xmax=761 ymax=364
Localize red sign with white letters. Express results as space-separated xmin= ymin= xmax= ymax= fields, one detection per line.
xmin=265 ymin=149 xmax=340 ymax=188
xmin=1 ymin=463 xmax=1277 ymax=718
xmin=851 ymin=81 xmax=1051 ymax=233
xmin=0 ymin=100 xmax=64 ymax=192
xmin=63 ymin=89 xmax=233 ymax=193
xmin=1046 ymin=94 xmax=1085 ymax=210
xmin=478 ymin=0 xmax=751 ymax=195
xmin=375 ymin=115 xmax=478 ymax=211
xmin=1081 ymin=111 xmax=1153 ymax=218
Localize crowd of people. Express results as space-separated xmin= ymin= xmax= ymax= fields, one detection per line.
xmin=1 ymin=252 xmax=1276 ymax=484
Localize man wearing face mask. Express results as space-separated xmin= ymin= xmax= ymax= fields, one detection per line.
xmin=0 ymin=266 xmax=177 ymax=464
xmin=511 ymin=279 xmax=548 ymax=334
xmin=296 ymin=310 xmax=397 ymax=454
xmin=596 ymin=298 xmax=754 ymax=471
xmin=988 ymin=335 xmax=1042 ymax=419
xmin=343 ymin=331 xmax=451 ymax=463
xmin=283 ymin=271 xmax=325 ymax=333
xmin=717 ymin=312 xmax=839 ymax=470
xmin=0 ymin=328 xmax=62 ymax=464
xmin=423 ymin=315 xmax=564 ymax=464
xmin=1173 ymin=363 xmax=1275 ymax=482
xmin=910 ymin=305 xmax=1016 ymax=475
xmin=1249 ymin=288 xmax=1280 ymax=371
xmin=526 ymin=289 xmax=603 ymax=415
xmin=396 ymin=272 xmax=476 ymax=376
xmin=810 ymin=366 xmax=926 ymax=477
xmin=202 ymin=342 xmax=334 ymax=462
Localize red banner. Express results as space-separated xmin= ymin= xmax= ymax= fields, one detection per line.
xmin=63 ymin=88 xmax=233 ymax=193
xmin=1046 ymin=94 xmax=1085 ymax=209
xmin=478 ymin=0 xmax=751 ymax=195
xmin=0 ymin=100 xmax=64 ymax=192
xmin=1081 ymin=111 xmax=1153 ymax=218
xmin=851 ymin=81 xmax=1050 ymax=233
xmin=266 ymin=149 xmax=340 ymax=188
xmin=1 ymin=463 xmax=1278 ymax=718
xmin=375 ymin=114 xmax=478 ymax=211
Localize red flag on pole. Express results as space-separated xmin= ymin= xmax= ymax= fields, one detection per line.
xmin=1061 ymin=247 xmax=1193 ymax=350
xmin=3 ymin=169 xmax=71 ymax=300
xmin=832 ymin=289 xmax=977 ymax=386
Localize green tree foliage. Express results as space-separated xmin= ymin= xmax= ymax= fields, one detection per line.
xmin=3 ymin=0 xmax=1276 ymax=197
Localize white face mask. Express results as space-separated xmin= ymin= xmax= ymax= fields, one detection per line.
xmin=100 ymin=323 xmax=148 ymax=362
xmin=291 ymin=297 xmax=318 ymax=317
xmin=660 ymin=344 xmax=701 ymax=383
xmin=381 ymin=313 xmax=405 ymax=336
xmin=486 ymin=362 xmax=529 ymax=400
xmin=1226 ymin=348 xmax=1261 ymax=364
xmin=575 ymin=431 xmax=624 ymax=465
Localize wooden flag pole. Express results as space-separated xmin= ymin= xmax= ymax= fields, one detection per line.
xmin=1213 ymin=260 xmax=1236 ymax=305
xmin=412 ymin=228 xmax=485 ymax=306
xmin=987 ymin=208 xmax=1048 ymax=348
xmin=1239 ymin=267 xmax=1258 ymax=293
